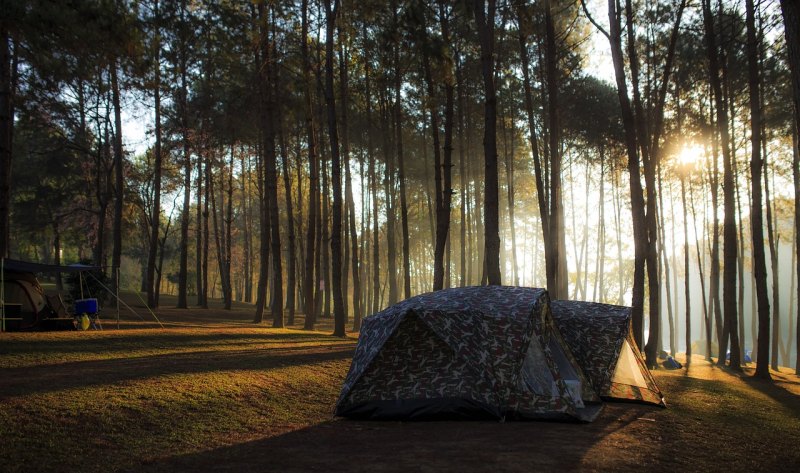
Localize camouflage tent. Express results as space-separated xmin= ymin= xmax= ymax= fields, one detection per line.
xmin=335 ymin=286 xmax=602 ymax=421
xmin=551 ymin=300 xmax=665 ymax=406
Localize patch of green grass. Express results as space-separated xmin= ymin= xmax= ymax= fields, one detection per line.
xmin=0 ymin=327 xmax=355 ymax=473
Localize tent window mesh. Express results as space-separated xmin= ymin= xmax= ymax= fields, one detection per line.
xmin=519 ymin=335 xmax=554 ymax=397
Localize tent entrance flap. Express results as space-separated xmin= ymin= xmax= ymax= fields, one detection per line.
xmin=547 ymin=338 xmax=584 ymax=408
xmin=611 ymin=340 xmax=648 ymax=388
xmin=519 ymin=332 xmax=556 ymax=397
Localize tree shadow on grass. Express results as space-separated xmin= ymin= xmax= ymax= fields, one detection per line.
xmin=0 ymin=331 xmax=349 ymax=358
xmin=0 ymin=344 xmax=355 ymax=398
xmin=133 ymin=412 xmax=639 ymax=473
xmin=740 ymin=372 xmax=800 ymax=415
xmin=651 ymin=365 xmax=800 ymax=473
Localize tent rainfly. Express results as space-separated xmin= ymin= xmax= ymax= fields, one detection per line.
xmin=335 ymin=286 xmax=604 ymax=422
xmin=550 ymin=300 xmax=665 ymax=406
xmin=1 ymin=258 xmax=101 ymax=331
xmin=0 ymin=258 xmax=159 ymax=332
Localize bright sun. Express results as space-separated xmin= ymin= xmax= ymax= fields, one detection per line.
xmin=677 ymin=143 xmax=705 ymax=165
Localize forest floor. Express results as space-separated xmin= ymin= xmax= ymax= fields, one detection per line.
xmin=1 ymin=292 xmax=799 ymax=472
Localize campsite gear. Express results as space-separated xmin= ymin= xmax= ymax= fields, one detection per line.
xmin=75 ymin=298 xmax=102 ymax=330
xmin=662 ymin=356 xmax=682 ymax=370
xmin=551 ymin=300 xmax=665 ymax=406
xmin=79 ymin=313 xmax=91 ymax=331
xmin=0 ymin=258 xmax=99 ymax=331
xmin=335 ymin=286 xmax=603 ymax=422
xmin=75 ymin=298 xmax=98 ymax=315
xmin=1 ymin=267 xmax=75 ymax=330
xmin=1 ymin=258 xmax=161 ymax=331
xmin=726 ymin=350 xmax=753 ymax=363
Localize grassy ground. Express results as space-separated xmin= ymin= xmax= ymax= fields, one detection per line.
xmin=1 ymin=295 xmax=799 ymax=472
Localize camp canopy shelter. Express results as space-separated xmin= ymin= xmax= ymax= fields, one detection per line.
xmin=335 ymin=286 xmax=603 ymax=422
xmin=1 ymin=258 xmax=99 ymax=331
xmin=551 ymin=300 xmax=665 ymax=406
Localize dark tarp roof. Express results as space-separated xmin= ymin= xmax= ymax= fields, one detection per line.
xmin=1 ymin=258 xmax=100 ymax=274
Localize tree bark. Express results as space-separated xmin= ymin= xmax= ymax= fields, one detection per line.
xmin=764 ymin=150 xmax=780 ymax=369
xmin=324 ymin=0 xmax=345 ymax=337
xmin=110 ymin=62 xmax=124 ymax=294
xmin=0 ymin=27 xmax=13 ymax=258
xmin=605 ymin=0 xmax=648 ymax=350
xmin=777 ymin=0 xmax=800 ymax=376
xmin=258 ymin=4 xmax=283 ymax=327
xmin=302 ymin=0 xmax=319 ymax=330
xmin=472 ymin=0 xmax=501 ymax=286
xmin=392 ymin=11 xmax=410 ymax=301
xmin=744 ymin=0 xmax=770 ymax=378
xmin=176 ymin=0 xmax=191 ymax=309
xmin=338 ymin=22 xmax=360 ymax=330
xmin=681 ymin=175 xmax=691 ymax=366
xmin=146 ymin=0 xmax=162 ymax=309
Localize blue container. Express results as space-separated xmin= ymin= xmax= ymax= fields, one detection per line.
xmin=75 ymin=298 xmax=98 ymax=314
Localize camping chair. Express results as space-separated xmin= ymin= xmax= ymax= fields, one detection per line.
xmin=75 ymin=298 xmax=102 ymax=330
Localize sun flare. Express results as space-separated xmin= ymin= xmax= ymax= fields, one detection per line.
xmin=677 ymin=143 xmax=705 ymax=165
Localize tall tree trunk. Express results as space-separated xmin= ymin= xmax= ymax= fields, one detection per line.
xmin=658 ymin=166 xmax=675 ymax=356
xmin=196 ymin=150 xmax=205 ymax=307
xmin=709 ymin=139 xmax=722 ymax=355
xmin=517 ymin=14 xmax=550 ymax=293
xmin=339 ymin=23 xmax=360 ymax=330
xmin=456 ymin=54 xmax=467 ymax=288
xmin=795 ymin=131 xmax=800 ymax=375
xmin=209 ymin=154 xmax=231 ymax=309
xmin=702 ymin=0 xmax=739 ymax=369
xmin=241 ymin=150 xmax=252 ymax=304
xmin=681 ymin=175 xmax=692 ymax=366
xmin=0 ymin=26 xmax=14 ymax=258
xmin=254 ymin=145 xmax=268 ymax=321
xmin=383 ymin=93 xmax=398 ymax=305
xmin=177 ymin=0 xmax=191 ymax=309
xmin=280 ymin=117 xmax=296 ymax=325
xmin=473 ymin=0 xmax=501 ymax=285
xmin=690 ymin=179 xmax=712 ymax=360
xmin=605 ymin=0 xmax=648 ymax=350
xmin=324 ymin=0 xmax=345 ymax=337
xmin=110 ymin=62 xmax=124 ymax=294
xmin=544 ymin=0 xmax=567 ymax=299
xmin=259 ymin=4 xmax=283 ymax=327
xmin=764 ymin=150 xmax=780 ymax=369
xmin=596 ymin=148 xmax=606 ymax=302
xmin=302 ymin=0 xmax=319 ymax=330
xmin=202 ymin=148 xmax=210 ymax=309
xmin=392 ymin=14 xmax=410 ymax=301
xmin=503 ymin=101 xmax=519 ymax=287
xmin=146 ymin=0 xmax=162 ymax=309
xmin=362 ymin=22 xmax=380 ymax=315
xmin=744 ymin=0 xmax=771 ymax=378
xmin=778 ymin=0 xmax=800 ymax=376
